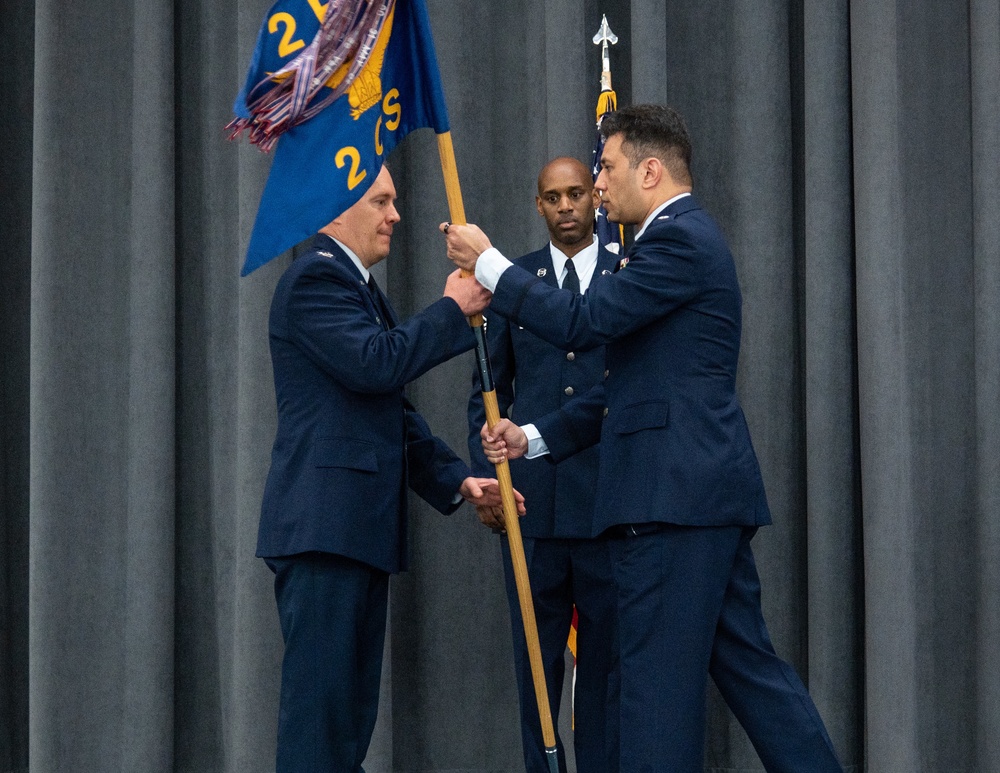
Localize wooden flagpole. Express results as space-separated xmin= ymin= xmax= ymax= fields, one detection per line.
xmin=436 ymin=131 xmax=560 ymax=773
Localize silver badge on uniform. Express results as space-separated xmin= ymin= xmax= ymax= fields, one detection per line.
xmin=601 ymin=269 xmax=611 ymax=275
xmin=317 ymin=250 xmax=333 ymax=257
xmin=537 ymin=268 xmax=547 ymax=277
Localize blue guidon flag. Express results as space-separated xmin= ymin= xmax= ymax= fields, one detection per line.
xmin=229 ymin=0 xmax=450 ymax=275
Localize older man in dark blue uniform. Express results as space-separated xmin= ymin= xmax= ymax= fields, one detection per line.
xmin=468 ymin=157 xmax=620 ymax=773
xmin=258 ymin=165 xmax=518 ymax=773
xmin=444 ymin=106 xmax=843 ymax=773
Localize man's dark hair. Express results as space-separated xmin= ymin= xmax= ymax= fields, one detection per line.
xmin=600 ymin=104 xmax=692 ymax=185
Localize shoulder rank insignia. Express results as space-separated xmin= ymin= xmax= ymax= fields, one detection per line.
xmin=537 ymin=267 xmax=547 ymax=277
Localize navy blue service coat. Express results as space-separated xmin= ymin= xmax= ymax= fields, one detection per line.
xmin=257 ymin=234 xmax=475 ymax=573
xmin=488 ymin=196 xmax=771 ymax=535
xmin=467 ymin=243 xmax=620 ymax=538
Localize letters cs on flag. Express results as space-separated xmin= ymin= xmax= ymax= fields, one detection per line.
xmin=231 ymin=0 xmax=450 ymax=275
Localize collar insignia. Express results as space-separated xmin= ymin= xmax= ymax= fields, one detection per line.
xmin=317 ymin=250 xmax=334 ymax=258
xmin=537 ymin=268 xmax=547 ymax=277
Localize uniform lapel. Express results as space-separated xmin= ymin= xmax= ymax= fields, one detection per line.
xmin=593 ymin=245 xmax=619 ymax=283
xmin=369 ymin=277 xmax=397 ymax=329
xmin=525 ymin=246 xmax=559 ymax=289
xmin=314 ymin=234 xmax=387 ymax=328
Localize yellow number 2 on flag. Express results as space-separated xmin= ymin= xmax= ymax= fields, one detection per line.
xmin=335 ymin=146 xmax=368 ymax=190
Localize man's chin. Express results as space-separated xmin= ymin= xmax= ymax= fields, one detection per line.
xmin=553 ymin=231 xmax=592 ymax=250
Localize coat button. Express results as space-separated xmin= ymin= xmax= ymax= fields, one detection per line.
xmin=564 ymin=386 xmax=574 ymax=396
xmin=604 ymin=369 xmax=610 ymax=378
xmin=566 ymin=352 xmax=575 ymax=361
xmin=603 ymin=407 xmax=609 ymax=417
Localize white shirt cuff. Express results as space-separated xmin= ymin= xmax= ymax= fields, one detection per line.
xmin=474 ymin=247 xmax=512 ymax=292
xmin=522 ymin=423 xmax=550 ymax=459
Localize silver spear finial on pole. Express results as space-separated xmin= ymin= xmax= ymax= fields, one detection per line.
xmin=592 ymin=14 xmax=619 ymax=93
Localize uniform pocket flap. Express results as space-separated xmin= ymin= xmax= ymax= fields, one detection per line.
xmin=614 ymin=401 xmax=669 ymax=435
xmin=314 ymin=437 xmax=379 ymax=472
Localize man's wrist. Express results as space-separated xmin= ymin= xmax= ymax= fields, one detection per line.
xmin=474 ymin=247 xmax=511 ymax=292
xmin=522 ymin=423 xmax=550 ymax=459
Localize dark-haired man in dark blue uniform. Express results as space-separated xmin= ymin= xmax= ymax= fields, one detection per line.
xmin=444 ymin=106 xmax=843 ymax=773
xmin=468 ymin=157 xmax=619 ymax=773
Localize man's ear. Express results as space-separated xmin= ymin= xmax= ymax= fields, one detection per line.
xmin=535 ymin=196 xmax=545 ymax=218
xmin=640 ymin=157 xmax=664 ymax=190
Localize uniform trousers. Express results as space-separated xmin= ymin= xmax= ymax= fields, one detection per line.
xmin=610 ymin=524 xmax=843 ymax=773
xmin=267 ymin=552 xmax=390 ymax=773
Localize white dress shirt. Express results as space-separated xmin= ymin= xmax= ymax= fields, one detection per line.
xmin=550 ymin=236 xmax=599 ymax=293
xmin=329 ymin=237 xmax=370 ymax=281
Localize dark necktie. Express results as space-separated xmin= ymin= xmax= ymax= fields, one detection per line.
xmin=563 ymin=258 xmax=580 ymax=294
xmin=367 ymin=275 xmax=394 ymax=329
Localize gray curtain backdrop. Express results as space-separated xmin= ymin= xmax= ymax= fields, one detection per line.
xmin=1 ymin=0 xmax=997 ymax=770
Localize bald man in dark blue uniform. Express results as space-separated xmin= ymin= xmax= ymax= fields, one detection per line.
xmin=468 ymin=157 xmax=620 ymax=773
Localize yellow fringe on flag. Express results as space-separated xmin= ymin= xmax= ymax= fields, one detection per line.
xmin=596 ymin=89 xmax=617 ymax=122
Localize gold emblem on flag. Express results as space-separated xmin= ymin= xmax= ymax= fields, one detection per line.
xmin=325 ymin=3 xmax=396 ymax=120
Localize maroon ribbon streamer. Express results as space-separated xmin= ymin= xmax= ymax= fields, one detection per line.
xmin=227 ymin=0 xmax=394 ymax=152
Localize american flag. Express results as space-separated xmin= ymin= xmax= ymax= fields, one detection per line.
xmin=590 ymin=70 xmax=623 ymax=253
